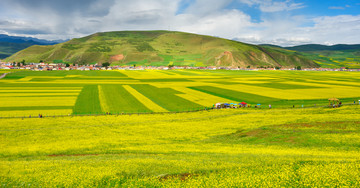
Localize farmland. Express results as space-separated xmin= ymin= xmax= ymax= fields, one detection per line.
xmin=1 ymin=69 xmax=360 ymax=187
xmin=1 ymin=105 xmax=360 ymax=187
xmin=0 ymin=70 xmax=359 ymax=117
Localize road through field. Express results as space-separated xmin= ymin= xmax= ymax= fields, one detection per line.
xmin=0 ymin=73 xmax=8 ymax=79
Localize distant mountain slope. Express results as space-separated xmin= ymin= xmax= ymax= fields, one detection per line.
xmin=285 ymin=44 xmax=360 ymax=68
xmin=284 ymin=44 xmax=360 ymax=52
xmin=260 ymin=44 xmax=360 ymax=69
xmin=6 ymin=31 xmax=318 ymax=68
xmin=0 ymin=34 xmax=65 ymax=59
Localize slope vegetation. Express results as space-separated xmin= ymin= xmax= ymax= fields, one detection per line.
xmin=262 ymin=44 xmax=360 ymax=69
xmin=6 ymin=31 xmax=318 ymax=67
xmin=0 ymin=34 xmax=62 ymax=59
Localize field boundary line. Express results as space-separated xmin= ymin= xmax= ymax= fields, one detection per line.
xmin=0 ymin=103 xmax=358 ymax=119
xmin=123 ymin=85 xmax=168 ymax=112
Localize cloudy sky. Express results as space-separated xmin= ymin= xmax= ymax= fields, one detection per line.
xmin=0 ymin=0 xmax=359 ymax=46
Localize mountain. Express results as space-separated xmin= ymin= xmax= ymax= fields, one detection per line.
xmin=0 ymin=34 xmax=65 ymax=59
xmin=5 ymin=31 xmax=318 ymax=68
xmin=269 ymin=44 xmax=360 ymax=69
xmin=284 ymin=44 xmax=360 ymax=52
xmin=260 ymin=44 xmax=360 ymax=69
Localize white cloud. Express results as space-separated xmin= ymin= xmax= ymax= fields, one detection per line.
xmin=259 ymin=0 xmax=305 ymax=12
xmin=237 ymin=0 xmax=305 ymax=12
xmin=329 ymin=6 xmax=345 ymax=10
xmin=175 ymin=9 xmax=253 ymax=38
xmin=0 ymin=0 xmax=359 ymax=46
xmin=235 ymin=14 xmax=360 ymax=46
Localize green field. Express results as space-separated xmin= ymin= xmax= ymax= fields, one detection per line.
xmin=1 ymin=105 xmax=360 ymax=187
xmin=0 ymin=70 xmax=360 ymax=117
xmin=1 ymin=69 xmax=360 ymax=187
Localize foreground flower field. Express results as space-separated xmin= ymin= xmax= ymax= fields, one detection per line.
xmin=1 ymin=105 xmax=360 ymax=187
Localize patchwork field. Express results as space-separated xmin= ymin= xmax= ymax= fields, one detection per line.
xmin=1 ymin=106 xmax=360 ymax=187
xmin=1 ymin=69 xmax=360 ymax=187
xmin=0 ymin=70 xmax=360 ymax=117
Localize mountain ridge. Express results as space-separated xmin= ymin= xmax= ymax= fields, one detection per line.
xmin=0 ymin=34 xmax=65 ymax=59
xmin=5 ymin=30 xmax=318 ymax=68
xmin=260 ymin=44 xmax=360 ymax=68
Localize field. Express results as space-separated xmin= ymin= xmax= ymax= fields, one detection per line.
xmin=1 ymin=70 xmax=360 ymax=187
xmin=0 ymin=70 xmax=359 ymax=117
xmin=1 ymin=105 xmax=360 ymax=187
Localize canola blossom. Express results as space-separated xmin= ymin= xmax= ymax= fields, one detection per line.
xmin=1 ymin=106 xmax=360 ymax=187
xmin=0 ymin=70 xmax=359 ymax=116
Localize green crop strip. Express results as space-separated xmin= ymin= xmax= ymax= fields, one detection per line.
xmin=189 ymin=86 xmax=279 ymax=104
xmin=98 ymin=85 xmax=151 ymax=113
xmin=130 ymin=84 xmax=204 ymax=111
xmin=73 ymin=85 xmax=102 ymax=114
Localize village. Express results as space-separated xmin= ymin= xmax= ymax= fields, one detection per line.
xmin=0 ymin=61 xmax=360 ymax=72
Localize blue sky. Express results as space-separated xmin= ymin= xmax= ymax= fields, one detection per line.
xmin=0 ymin=0 xmax=359 ymax=46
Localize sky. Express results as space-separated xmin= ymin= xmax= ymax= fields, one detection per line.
xmin=0 ymin=0 xmax=359 ymax=46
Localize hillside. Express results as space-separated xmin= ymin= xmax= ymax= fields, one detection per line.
xmin=285 ymin=44 xmax=360 ymax=52
xmin=262 ymin=44 xmax=360 ymax=69
xmin=286 ymin=45 xmax=360 ymax=69
xmin=0 ymin=34 xmax=64 ymax=59
xmin=5 ymin=31 xmax=318 ymax=68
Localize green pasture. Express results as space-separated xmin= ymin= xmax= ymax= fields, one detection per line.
xmin=0 ymin=70 xmax=359 ymax=117
xmin=1 ymin=106 xmax=360 ymax=187
xmin=301 ymin=50 xmax=360 ymax=69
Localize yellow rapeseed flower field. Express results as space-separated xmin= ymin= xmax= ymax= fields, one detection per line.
xmin=1 ymin=105 xmax=360 ymax=187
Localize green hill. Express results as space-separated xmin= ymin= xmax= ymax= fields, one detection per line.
xmin=0 ymin=42 xmax=35 ymax=59
xmin=285 ymin=44 xmax=360 ymax=52
xmin=261 ymin=44 xmax=360 ymax=69
xmin=5 ymin=31 xmax=318 ymax=68
xmin=0 ymin=34 xmax=62 ymax=59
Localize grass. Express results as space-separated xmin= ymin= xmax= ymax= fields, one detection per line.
xmin=1 ymin=106 xmax=360 ymax=187
xmin=190 ymin=85 xmax=279 ymax=104
xmin=239 ymin=82 xmax=324 ymax=89
xmin=1 ymin=69 xmax=360 ymax=187
xmin=73 ymin=85 xmax=102 ymax=114
xmin=98 ymin=85 xmax=150 ymax=113
xmin=4 ymin=31 xmax=318 ymax=68
xmin=130 ymin=84 xmax=204 ymax=111
xmin=0 ymin=69 xmax=359 ymax=116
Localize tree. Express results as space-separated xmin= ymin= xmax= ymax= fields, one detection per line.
xmin=65 ymin=63 xmax=70 ymax=67
xmin=296 ymin=66 xmax=302 ymax=70
xmin=17 ymin=62 xmax=21 ymax=67
xmin=247 ymin=65 xmax=251 ymax=69
xmin=102 ymin=62 xmax=110 ymax=68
